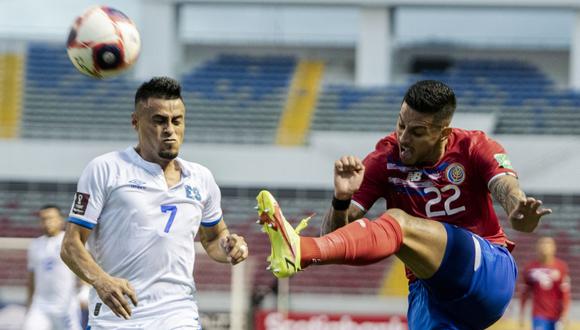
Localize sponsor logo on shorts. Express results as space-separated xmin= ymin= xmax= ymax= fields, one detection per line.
xmin=446 ymin=163 xmax=465 ymax=185
xmin=72 ymin=192 xmax=90 ymax=215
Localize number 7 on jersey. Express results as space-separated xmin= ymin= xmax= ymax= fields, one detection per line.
xmin=161 ymin=205 xmax=177 ymax=233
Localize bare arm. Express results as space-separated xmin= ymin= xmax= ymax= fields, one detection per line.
xmin=61 ymin=223 xmax=137 ymax=319
xmin=489 ymin=174 xmax=551 ymax=233
xmin=320 ymin=156 xmax=366 ymax=235
xmin=561 ymin=274 xmax=571 ymax=325
xmin=321 ymin=204 xmax=366 ymax=235
xmin=199 ymin=219 xmax=248 ymax=265
xmin=26 ymin=272 xmax=34 ymax=309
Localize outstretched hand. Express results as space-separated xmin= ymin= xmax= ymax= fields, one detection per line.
xmin=509 ymin=197 xmax=552 ymax=233
xmin=334 ymin=156 xmax=365 ymax=200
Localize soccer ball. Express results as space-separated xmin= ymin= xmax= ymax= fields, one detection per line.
xmin=66 ymin=6 xmax=141 ymax=79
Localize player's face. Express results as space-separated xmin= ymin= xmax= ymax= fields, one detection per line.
xmin=537 ymin=237 xmax=556 ymax=260
xmin=134 ymin=98 xmax=185 ymax=163
xmin=396 ymin=102 xmax=449 ymax=166
xmin=38 ymin=208 xmax=63 ymax=237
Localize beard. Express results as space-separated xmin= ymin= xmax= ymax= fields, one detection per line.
xmin=159 ymin=150 xmax=178 ymax=160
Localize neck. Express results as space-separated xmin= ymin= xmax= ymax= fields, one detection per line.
xmin=540 ymin=255 xmax=555 ymax=264
xmin=422 ymin=138 xmax=449 ymax=166
xmin=134 ymin=146 xmax=173 ymax=170
xmin=46 ymin=231 xmax=60 ymax=237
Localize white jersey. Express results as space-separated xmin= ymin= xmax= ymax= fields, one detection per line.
xmin=68 ymin=147 xmax=222 ymax=327
xmin=27 ymin=232 xmax=78 ymax=314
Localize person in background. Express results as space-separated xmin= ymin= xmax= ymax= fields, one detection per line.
xmin=23 ymin=205 xmax=82 ymax=330
xmin=520 ymin=236 xmax=571 ymax=330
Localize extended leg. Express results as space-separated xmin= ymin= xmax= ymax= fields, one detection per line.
xmin=257 ymin=190 xmax=447 ymax=279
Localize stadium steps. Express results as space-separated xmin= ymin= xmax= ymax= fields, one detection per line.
xmin=276 ymin=60 xmax=324 ymax=145
xmin=0 ymin=53 xmax=24 ymax=138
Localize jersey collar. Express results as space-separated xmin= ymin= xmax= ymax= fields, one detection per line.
xmin=125 ymin=147 xmax=190 ymax=178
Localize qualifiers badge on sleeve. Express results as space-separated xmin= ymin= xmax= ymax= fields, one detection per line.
xmin=494 ymin=153 xmax=513 ymax=169
xmin=72 ymin=192 xmax=90 ymax=215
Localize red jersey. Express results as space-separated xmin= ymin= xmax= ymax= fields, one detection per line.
xmin=522 ymin=258 xmax=571 ymax=321
xmin=353 ymin=128 xmax=516 ymax=247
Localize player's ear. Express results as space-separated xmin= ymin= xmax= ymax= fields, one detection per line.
xmin=441 ymin=126 xmax=452 ymax=139
xmin=131 ymin=112 xmax=138 ymax=130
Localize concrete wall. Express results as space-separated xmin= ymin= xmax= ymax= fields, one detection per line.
xmin=2 ymin=131 xmax=579 ymax=193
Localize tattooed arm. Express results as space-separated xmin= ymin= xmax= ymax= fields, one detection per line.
xmin=321 ymin=204 xmax=365 ymax=235
xmin=489 ymin=174 xmax=551 ymax=233
xmin=320 ymin=156 xmax=366 ymax=235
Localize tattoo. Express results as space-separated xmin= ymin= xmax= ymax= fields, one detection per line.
xmin=320 ymin=207 xmax=348 ymax=235
xmin=320 ymin=205 xmax=366 ymax=235
xmin=489 ymin=175 xmax=525 ymax=216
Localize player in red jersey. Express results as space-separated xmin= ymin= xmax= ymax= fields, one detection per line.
xmin=257 ymin=80 xmax=552 ymax=329
xmin=519 ymin=237 xmax=570 ymax=330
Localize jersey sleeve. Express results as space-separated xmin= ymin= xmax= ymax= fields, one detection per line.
xmin=200 ymin=169 xmax=223 ymax=227
xmin=26 ymin=239 xmax=37 ymax=272
xmin=352 ymin=152 xmax=386 ymax=212
xmin=68 ymin=158 xmax=110 ymax=230
xmin=470 ymin=133 xmax=517 ymax=188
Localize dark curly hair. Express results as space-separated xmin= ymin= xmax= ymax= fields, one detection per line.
xmin=403 ymin=80 xmax=456 ymax=124
xmin=134 ymin=76 xmax=182 ymax=107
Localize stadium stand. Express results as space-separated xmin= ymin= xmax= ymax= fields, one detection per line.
xmin=312 ymin=59 xmax=580 ymax=135
xmin=20 ymin=44 xmax=296 ymax=143
xmin=18 ymin=44 xmax=580 ymax=145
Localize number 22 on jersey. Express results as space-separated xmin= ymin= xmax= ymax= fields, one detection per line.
xmin=423 ymin=184 xmax=466 ymax=218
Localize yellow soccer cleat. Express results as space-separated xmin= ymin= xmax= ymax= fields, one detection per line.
xmin=256 ymin=190 xmax=311 ymax=278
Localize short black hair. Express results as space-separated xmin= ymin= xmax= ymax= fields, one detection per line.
xmin=134 ymin=76 xmax=182 ymax=107
xmin=40 ymin=204 xmax=61 ymax=213
xmin=403 ymin=80 xmax=456 ymax=123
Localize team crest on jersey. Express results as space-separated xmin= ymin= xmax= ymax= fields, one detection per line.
xmin=446 ymin=163 xmax=465 ymax=185
xmin=185 ymin=185 xmax=201 ymax=201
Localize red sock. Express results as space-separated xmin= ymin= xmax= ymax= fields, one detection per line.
xmin=300 ymin=214 xmax=403 ymax=268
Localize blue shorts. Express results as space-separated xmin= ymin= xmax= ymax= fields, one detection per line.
xmin=532 ymin=317 xmax=557 ymax=330
xmin=407 ymin=223 xmax=517 ymax=330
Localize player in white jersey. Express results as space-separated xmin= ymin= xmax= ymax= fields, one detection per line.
xmin=23 ymin=205 xmax=82 ymax=330
xmin=60 ymin=77 xmax=249 ymax=330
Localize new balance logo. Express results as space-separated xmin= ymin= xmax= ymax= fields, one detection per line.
xmin=407 ymin=171 xmax=422 ymax=182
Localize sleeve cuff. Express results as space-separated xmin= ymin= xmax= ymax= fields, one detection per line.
xmin=68 ymin=216 xmax=96 ymax=229
xmin=201 ymin=216 xmax=222 ymax=227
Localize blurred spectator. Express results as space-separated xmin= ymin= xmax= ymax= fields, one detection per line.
xmin=22 ymin=205 xmax=82 ymax=330
xmin=519 ymin=237 xmax=571 ymax=330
